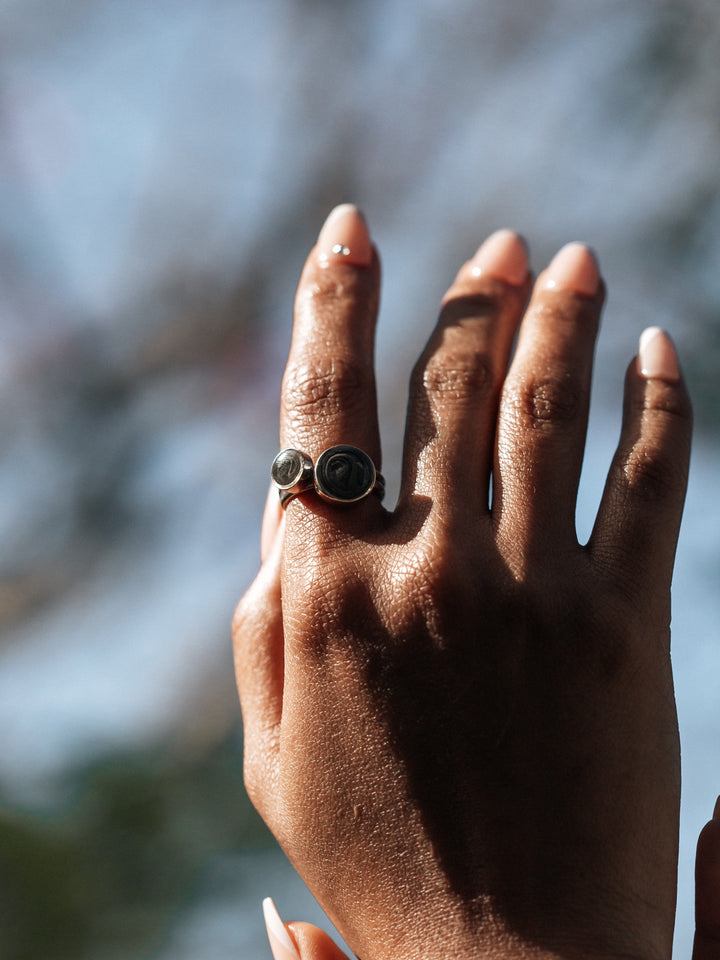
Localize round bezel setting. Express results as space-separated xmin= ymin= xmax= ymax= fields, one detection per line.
xmin=271 ymin=448 xmax=313 ymax=491
xmin=314 ymin=445 xmax=377 ymax=504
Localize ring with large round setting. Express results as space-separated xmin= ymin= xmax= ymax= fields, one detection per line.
xmin=313 ymin=445 xmax=384 ymax=505
xmin=271 ymin=448 xmax=314 ymax=505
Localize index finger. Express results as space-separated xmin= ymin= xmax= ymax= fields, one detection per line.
xmin=279 ymin=204 xmax=382 ymax=512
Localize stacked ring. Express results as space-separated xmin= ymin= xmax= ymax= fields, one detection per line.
xmin=271 ymin=445 xmax=385 ymax=508
xmin=270 ymin=448 xmax=315 ymax=503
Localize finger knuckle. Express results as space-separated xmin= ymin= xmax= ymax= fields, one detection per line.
xmin=635 ymin=384 xmax=693 ymax=424
xmin=514 ymin=374 xmax=581 ymax=430
xmin=283 ymin=357 xmax=371 ymax=421
xmin=231 ymin=596 xmax=249 ymax=641
xmin=299 ymin=272 xmax=362 ymax=311
xmin=243 ymin=753 xmax=268 ymax=813
xmin=623 ymin=445 xmax=687 ymax=503
xmin=418 ymin=348 xmax=495 ymax=404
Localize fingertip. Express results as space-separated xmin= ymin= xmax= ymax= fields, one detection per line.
xmin=263 ymin=898 xmax=301 ymax=960
xmin=622 ymin=331 xmax=692 ymax=425
xmin=468 ymin=228 xmax=530 ymax=286
xmin=542 ymin=241 xmax=601 ymax=297
xmin=287 ymin=921 xmax=352 ymax=960
xmin=637 ymin=326 xmax=681 ymax=383
xmin=316 ymin=203 xmax=372 ymax=268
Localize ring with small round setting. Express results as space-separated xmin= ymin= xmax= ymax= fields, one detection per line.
xmin=270 ymin=448 xmax=315 ymax=506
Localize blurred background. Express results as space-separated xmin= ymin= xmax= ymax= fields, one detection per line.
xmin=0 ymin=0 xmax=718 ymax=956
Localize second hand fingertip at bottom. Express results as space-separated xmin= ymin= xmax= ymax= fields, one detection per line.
xmin=543 ymin=241 xmax=600 ymax=297
xmin=637 ymin=326 xmax=681 ymax=383
xmin=263 ymin=897 xmax=301 ymax=960
xmin=469 ymin=229 xmax=529 ymax=285
xmin=316 ymin=203 xmax=372 ymax=268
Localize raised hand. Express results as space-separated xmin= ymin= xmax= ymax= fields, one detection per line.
xmin=235 ymin=206 xmax=692 ymax=960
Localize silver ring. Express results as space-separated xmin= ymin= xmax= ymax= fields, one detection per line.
xmin=314 ymin=445 xmax=383 ymax=504
xmin=272 ymin=445 xmax=385 ymax=509
xmin=271 ymin=448 xmax=314 ymax=502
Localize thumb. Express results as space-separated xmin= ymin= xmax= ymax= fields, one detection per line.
xmin=263 ymin=899 xmax=351 ymax=960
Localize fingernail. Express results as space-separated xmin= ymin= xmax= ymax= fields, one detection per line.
xmin=713 ymin=795 xmax=720 ymax=821
xmin=317 ymin=203 xmax=372 ymax=267
xmin=543 ymin=242 xmax=600 ymax=296
xmin=263 ymin=898 xmax=301 ymax=960
xmin=637 ymin=327 xmax=680 ymax=383
xmin=470 ymin=229 xmax=529 ymax=285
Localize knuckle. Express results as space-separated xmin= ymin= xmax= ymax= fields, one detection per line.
xmin=243 ymin=728 xmax=280 ymax=818
xmin=622 ymin=445 xmax=687 ymax=503
xmin=231 ymin=596 xmax=249 ymax=641
xmin=283 ymin=357 xmax=371 ymax=421
xmin=418 ymin=348 xmax=495 ymax=404
xmin=636 ymin=383 xmax=693 ymax=424
xmin=300 ymin=271 xmax=363 ymax=310
xmin=513 ymin=374 xmax=581 ymax=429
xmin=619 ymin=389 xmax=692 ymax=504
xmin=242 ymin=754 xmax=266 ymax=812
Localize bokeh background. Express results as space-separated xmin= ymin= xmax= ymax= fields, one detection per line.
xmin=1 ymin=0 xmax=718 ymax=957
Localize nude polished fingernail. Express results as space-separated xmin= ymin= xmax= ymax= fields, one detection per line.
xmin=316 ymin=203 xmax=372 ymax=267
xmin=637 ymin=327 xmax=680 ymax=382
xmin=263 ymin=898 xmax=301 ymax=960
xmin=543 ymin=242 xmax=600 ymax=296
xmin=470 ymin=229 xmax=529 ymax=285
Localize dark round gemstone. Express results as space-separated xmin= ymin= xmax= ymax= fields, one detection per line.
xmin=315 ymin=445 xmax=375 ymax=502
xmin=271 ymin=449 xmax=303 ymax=488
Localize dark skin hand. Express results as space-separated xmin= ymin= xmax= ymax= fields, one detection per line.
xmin=263 ymin=796 xmax=720 ymax=959
xmin=234 ymin=207 xmax=692 ymax=960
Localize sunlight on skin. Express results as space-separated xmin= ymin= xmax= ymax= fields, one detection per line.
xmin=237 ymin=207 xmax=693 ymax=960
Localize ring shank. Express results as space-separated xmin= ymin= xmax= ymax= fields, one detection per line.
xmin=279 ymin=472 xmax=385 ymax=509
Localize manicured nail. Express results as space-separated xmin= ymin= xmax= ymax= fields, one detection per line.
xmin=316 ymin=203 xmax=372 ymax=267
xmin=637 ymin=327 xmax=680 ymax=383
xmin=470 ymin=229 xmax=529 ymax=285
xmin=263 ymin=898 xmax=301 ymax=960
xmin=543 ymin=242 xmax=600 ymax=296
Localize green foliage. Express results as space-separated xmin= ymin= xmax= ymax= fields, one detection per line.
xmin=0 ymin=734 xmax=273 ymax=960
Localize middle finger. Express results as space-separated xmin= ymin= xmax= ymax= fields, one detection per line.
xmin=400 ymin=229 xmax=531 ymax=518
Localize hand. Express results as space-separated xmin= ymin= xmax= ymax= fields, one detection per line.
xmin=234 ymin=206 xmax=692 ymax=960
xmin=263 ymin=800 xmax=720 ymax=960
